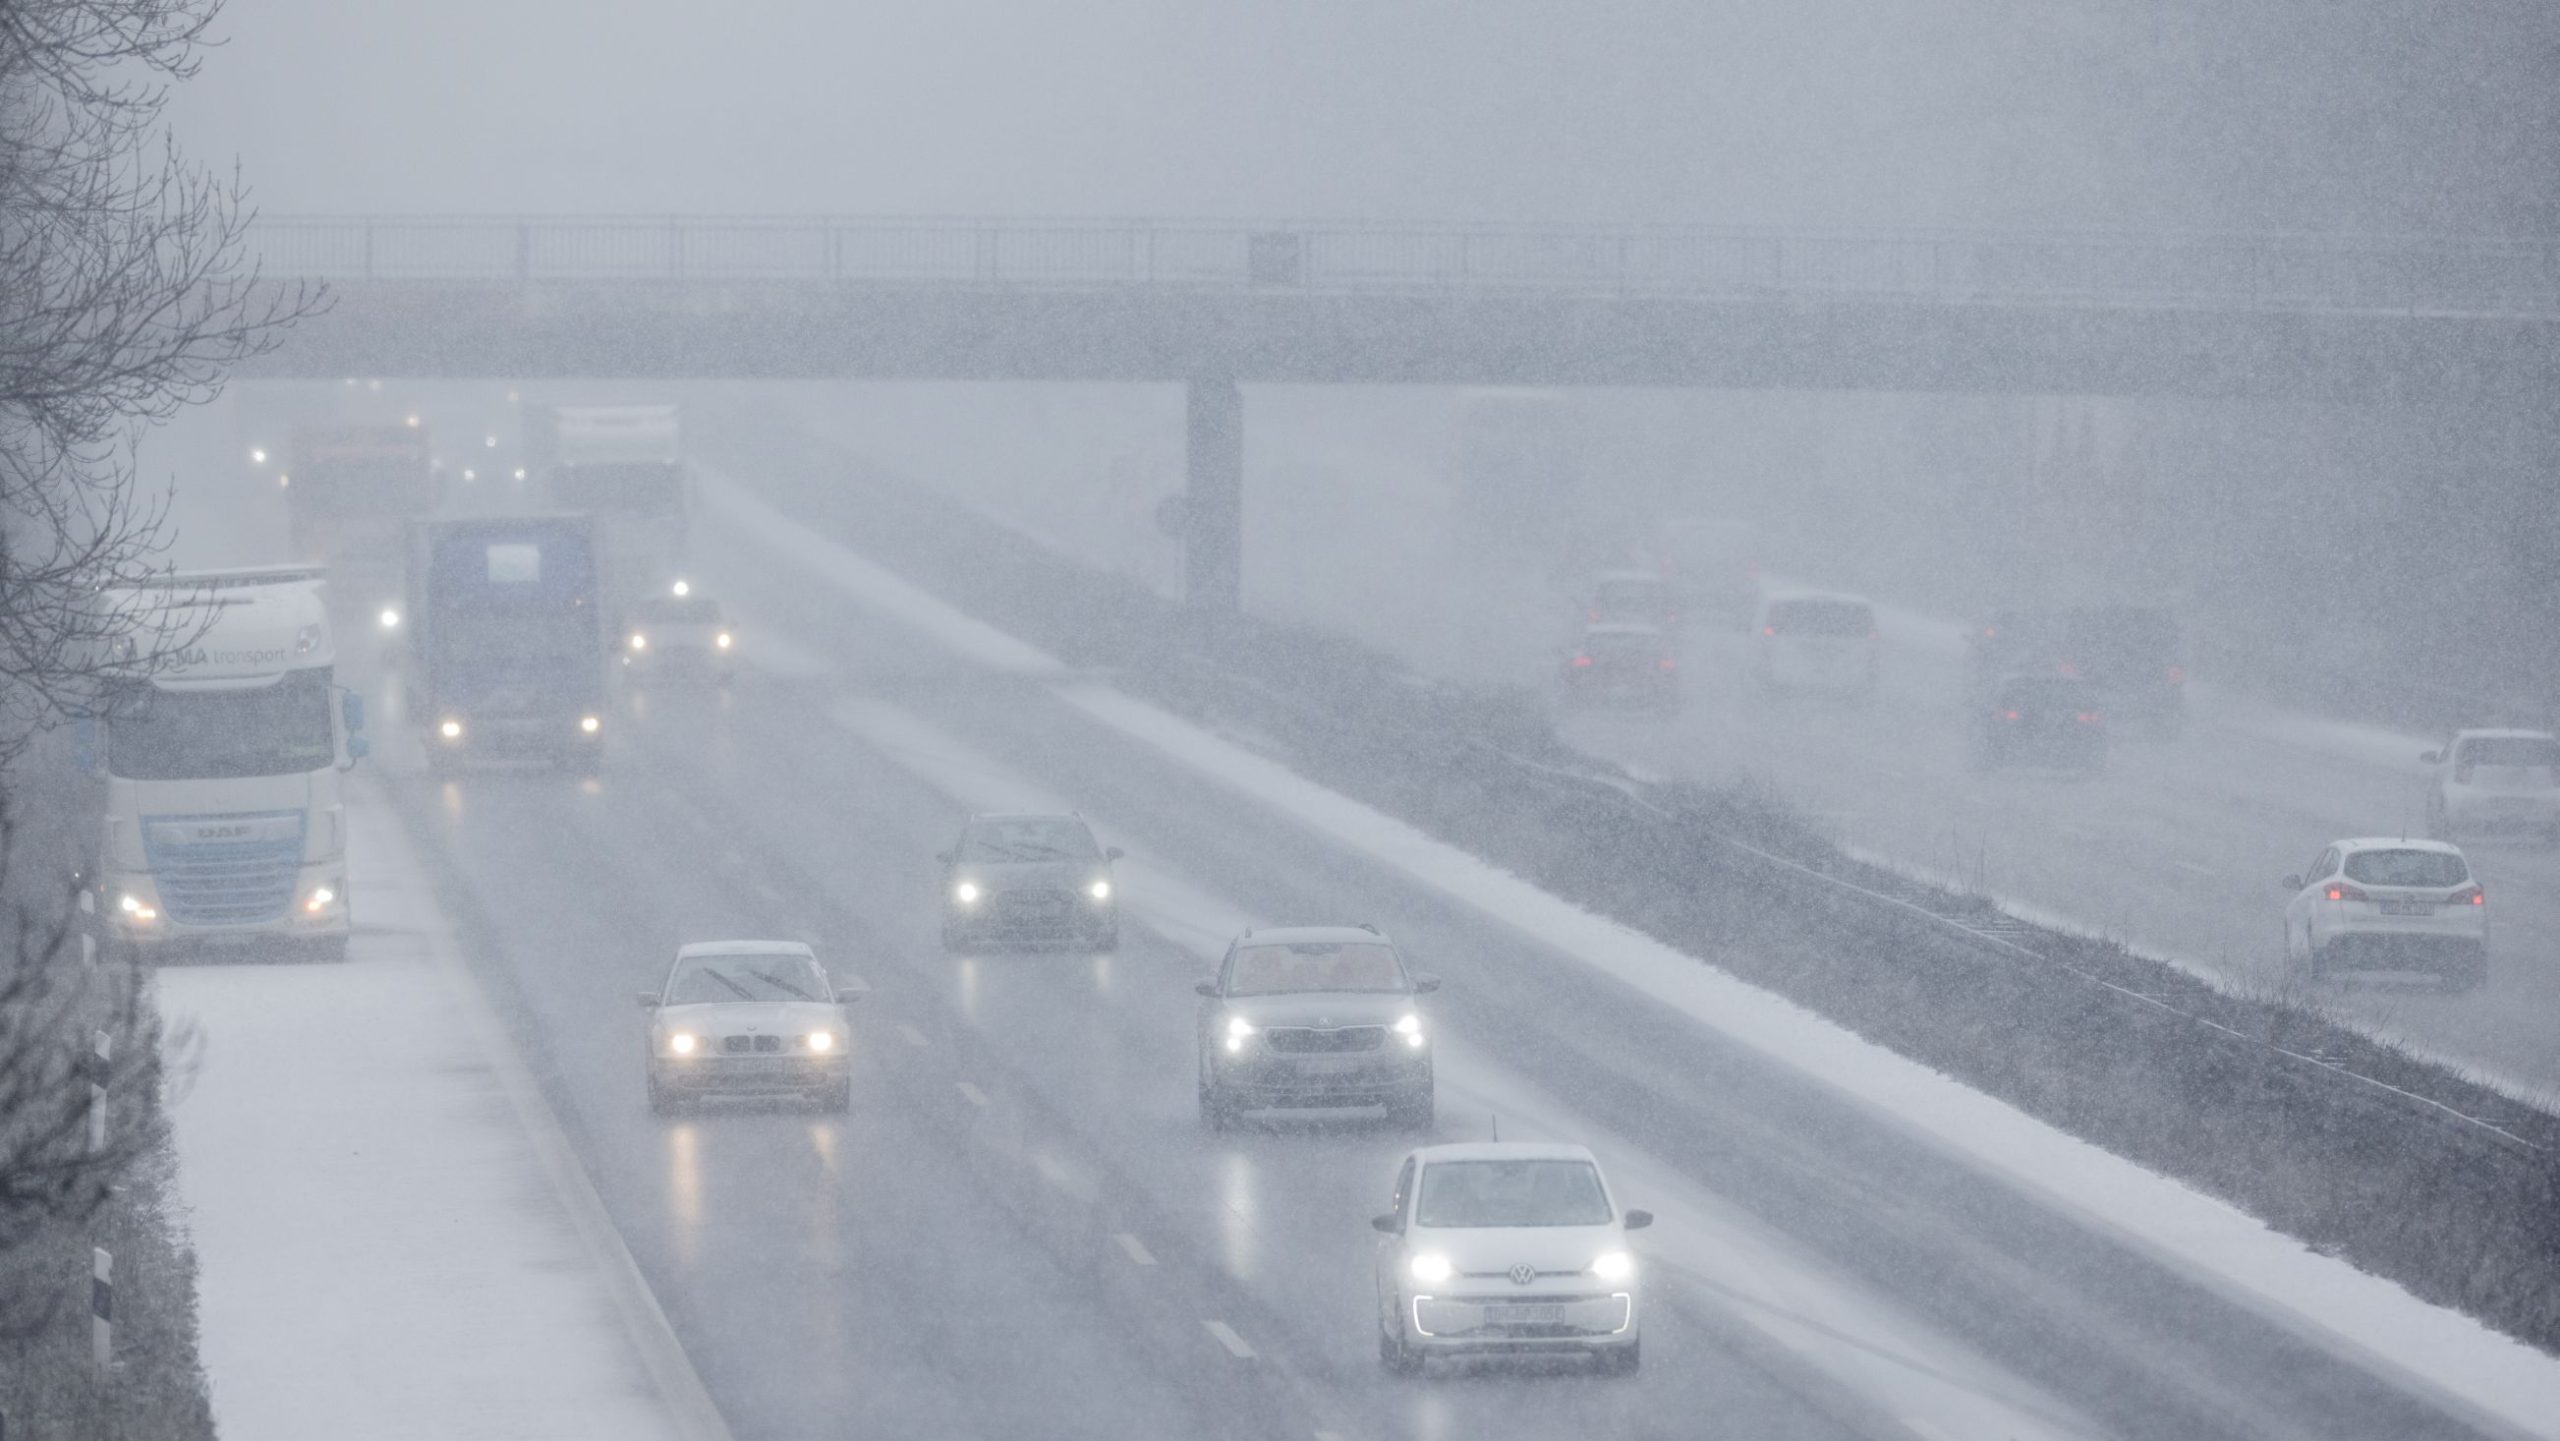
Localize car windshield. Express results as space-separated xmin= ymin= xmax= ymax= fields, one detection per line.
xmin=666 ymin=954 xmax=828 ymax=1004
xmin=1227 ymin=941 xmax=1406 ymax=995
xmin=1767 ymin=599 xmax=1873 ymax=637
xmin=1415 ymin=1159 xmax=1614 ymax=1228
xmin=2342 ymin=850 xmax=2469 ymax=888
xmin=105 ymin=671 xmax=336 ymax=780
xmin=958 ymin=817 xmax=1100 ymax=862
xmin=2458 ymin=737 xmax=2560 ymax=769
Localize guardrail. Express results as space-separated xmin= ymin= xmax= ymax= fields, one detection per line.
xmin=246 ymin=216 xmax=2560 ymax=318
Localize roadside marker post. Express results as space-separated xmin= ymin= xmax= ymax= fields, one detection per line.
xmin=91 ymin=1248 xmax=112 ymax=1371
xmin=86 ymin=1031 xmax=111 ymax=1155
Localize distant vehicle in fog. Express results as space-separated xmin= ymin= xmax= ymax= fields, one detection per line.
xmin=1196 ymin=926 xmax=1436 ymax=1131
xmin=1577 ymin=570 xmax=1678 ymax=631
xmin=2280 ymin=838 xmax=2488 ymax=989
xmin=939 ymin=813 xmax=1121 ymax=952
xmin=1560 ymin=623 xmax=1680 ymax=715
xmin=85 ymin=567 xmax=368 ymax=963
xmin=1371 ymin=1142 xmax=1649 ymax=1376
xmin=1754 ymin=591 xmax=1878 ymax=697
xmin=405 ymin=515 xmax=607 ymax=775
xmin=1652 ymin=515 xmax=1763 ymax=626
xmin=622 ymin=585 xmax=736 ymax=684
xmin=524 ymin=404 xmax=691 ymax=649
xmin=1969 ymin=674 xmax=2107 ymax=775
xmin=2422 ymin=730 xmax=2560 ymax=843
xmin=636 ymin=941 xmax=854 ymax=1114
xmin=286 ymin=425 xmax=441 ymax=637
xmin=1968 ymin=604 xmax=2184 ymax=738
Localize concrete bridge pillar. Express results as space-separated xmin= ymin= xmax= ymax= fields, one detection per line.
xmin=1184 ymin=376 xmax=1244 ymax=613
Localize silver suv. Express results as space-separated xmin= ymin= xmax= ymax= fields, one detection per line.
xmin=1195 ymin=926 xmax=1436 ymax=1131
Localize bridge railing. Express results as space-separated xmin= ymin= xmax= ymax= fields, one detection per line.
xmin=245 ymin=217 xmax=2560 ymax=317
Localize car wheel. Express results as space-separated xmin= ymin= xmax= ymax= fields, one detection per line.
xmin=647 ymin=1072 xmax=681 ymax=1117
xmin=1596 ymin=1340 xmax=1641 ymax=1377
xmin=1387 ymin=1085 xmax=1434 ymax=1132
xmin=1380 ymin=1313 xmax=1424 ymax=1376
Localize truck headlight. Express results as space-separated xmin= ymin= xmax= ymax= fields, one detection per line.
xmin=117 ymin=892 xmax=159 ymax=923
xmin=303 ymin=885 xmax=337 ymax=914
xmin=628 ymin=632 xmax=648 ymax=651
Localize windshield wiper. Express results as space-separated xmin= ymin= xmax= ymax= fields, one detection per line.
xmin=747 ymin=968 xmax=815 ymax=1001
xmin=703 ymin=970 xmax=755 ymax=1001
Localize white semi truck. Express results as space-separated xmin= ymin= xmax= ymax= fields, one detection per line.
xmin=86 ymin=566 xmax=369 ymax=962
xmin=524 ymin=404 xmax=690 ymax=645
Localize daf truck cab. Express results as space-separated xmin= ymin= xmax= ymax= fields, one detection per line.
xmin=88 ymin=567 xmax=368 ymax=962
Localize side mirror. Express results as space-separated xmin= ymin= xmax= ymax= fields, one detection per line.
xmin=1411 ymin=974 xmax=1441 ymax=995
xmin=633 ymin=991 xmax=659 ymax=1009
xmin=1106 ymin=846 xmax=1125 ymax=861
xmin=1623 ymin=1209 xmax=1654 ymax=1231
xmin=343 ymin=735 xmax=371 ymax=768
xmin=1371 ymin=1213 xmax=1401 ymax=1234
xmin=342 ymin=691 xmax=367 ymax=733
xmin=1194 ymin=980 xmax=1221 ymax=998
xmin=2279 ymin=875 xmax=2302 ymax=892
xmin=2419 ymin=750 xmax=2441 ymax=765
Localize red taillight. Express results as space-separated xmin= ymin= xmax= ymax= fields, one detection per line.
xmin=1570 ymin=654 xmax=1593 ymax=668
xmin=2002 ymin=709 xmax=2022 ymax=722
xmin=2326 ymin=883 xmax=2368 ymax=903
xmin=2166 ymin=665 xmax=2186 ymax=685
xmin=2076 ymin=710 xmax=2102 ymax=725
xmin=2056 ymin=661 xmax=2080 ymax=678
xmin=1982 ymin=626 xmax=1998 ymax=638
xmin=1588 ymin=609 xmax=1602 ymax=622
xmin=1868 ymin=629 xmax=1880 ymax=642
xmin=1763 ymin=625 xmax=1777 ymax=637
xmin=1657 ymin=657 xmax=1678 ymax=672
xmin=2451 ymin=885 xmax=2484 ymax=906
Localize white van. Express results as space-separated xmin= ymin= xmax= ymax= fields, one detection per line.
xmin=1754 ymin=591 xmax=1878 ymax=696
xmin=2424 ymin=730 xmax=2560 ymax=843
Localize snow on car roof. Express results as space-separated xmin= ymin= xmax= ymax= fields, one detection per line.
xmin=675 ymin=939 xmax=816 ymax=959
xmin=1236 ymin=924 xmax=1392 ymax=947
xmin=2333 ymin=837 xmax=2465 ymax=855
xmin=1412 ymin=1141 xmax=1600 ymax=1165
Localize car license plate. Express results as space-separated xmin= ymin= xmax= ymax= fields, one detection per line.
xmin=2380 ymin=899 xmax=2433 ymax=916
xmin=1504 ymin=1303 xmax=1567 ymax=1324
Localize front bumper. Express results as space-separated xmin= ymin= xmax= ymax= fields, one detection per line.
xmin=947 ymin=889 xmax=1115 ymax=947
xmin=2441 ymin=792 xmax=2560 ymax=835
xmin=1213 ymin=1051 xmax=1430 ymax=1108
xmin=98 ymin=866 xmax=348 ymax=948
xmin=1405 ymin=1290 xmax=1636 ymax=1352
xmin=652 ymin=1055 xmax=849 ymax=1094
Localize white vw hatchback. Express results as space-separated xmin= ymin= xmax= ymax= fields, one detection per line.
xmin=1372 ymin=1142 xmax=1651 ymax=1376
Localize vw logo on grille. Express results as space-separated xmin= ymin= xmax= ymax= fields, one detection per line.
xmin=1507 ymin=1263 xmax=1537 ymax=1286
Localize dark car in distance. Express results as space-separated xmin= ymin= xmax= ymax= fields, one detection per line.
xmin=939 ymin=813 xmax=1121 ymax=952
xmin=1970 ymin=674 xmax=2108 ymax=774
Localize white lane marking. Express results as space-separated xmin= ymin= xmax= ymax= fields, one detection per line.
xmin=955 ymin=1081 xmax=990 ymax=1107
xmin=1202 ymin=1319 xmax=1256 ymax=1359
xmin=897 ymin=1023 xmax=928 ymax=1048
xmin=2171 ymin=860 xmax=2217 ymax=878
xmin=1114 ymin=1233 xmax=1157 ymax=1267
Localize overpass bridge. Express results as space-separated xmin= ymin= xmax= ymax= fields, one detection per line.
xmin=244 ymin=215 xmax=2560 ymax=608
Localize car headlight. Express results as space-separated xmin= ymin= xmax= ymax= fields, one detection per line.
xmin=439 ymin=719 xmax=464 ymax=741
xmin=117 ymin=892 xmax=159 ymax=923
xmin=628 ymin=632 xmax=648 ymax=651
xmin=1409 ymin=1253 xmax=1453 ymax=1284
xmin=1088 ymin=878 xmax=1112 ymax=901
xmin=580 ymin=715 xmax=601 ymax=735
xmin=302 ymin=885 xmax=337 ymax=914
xmin=667 ymin=1032 xmax=698 ymax=1056
xmin=953 ymin=880 xmax=982 ymax=905
xmin=1223 ymin=1015 xmax=1255 ymax=1053
xmin=1590 ymin=1250 xmax=1634 ymax=1282
xmin=715 ymin=632 xmax=733 ymax=649
xmin=378 ymin=607 xmax=401 ymax=631
xmin=805 ymin=1031 xmax=835 ymax=1053
xmin=1394 ymin=1013 xmax=1426 ymax=1047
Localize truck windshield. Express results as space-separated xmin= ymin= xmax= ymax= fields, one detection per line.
xmin=107 ymin=669 xmax=335 ymax=780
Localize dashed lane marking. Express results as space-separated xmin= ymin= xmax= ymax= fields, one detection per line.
xmin=1114 ymin=1233 xmax=1157 ymax=1267
xmin=956 ymin=1081 xmax=990 ymax=1107
xmin=1202 ymin=1319 xmax=1256 ymax=1360
xmin=897 ymin=1023 xmax=928 ymax=1048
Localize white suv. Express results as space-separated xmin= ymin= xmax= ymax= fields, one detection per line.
xmin=2423 ymin=730 xmax=2560 ymax=844
xmin=1371 ymin=1142 xmax=1650 ymax=1376
xmin=2281 ymin=838 xmax=2487 ymax=989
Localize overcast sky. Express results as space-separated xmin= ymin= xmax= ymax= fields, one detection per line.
xmin=170 ymin=1 xmax=2559 ymax=233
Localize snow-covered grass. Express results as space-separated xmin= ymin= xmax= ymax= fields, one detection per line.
xmin=154 ymin=788 xmax=717 ymax=1441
